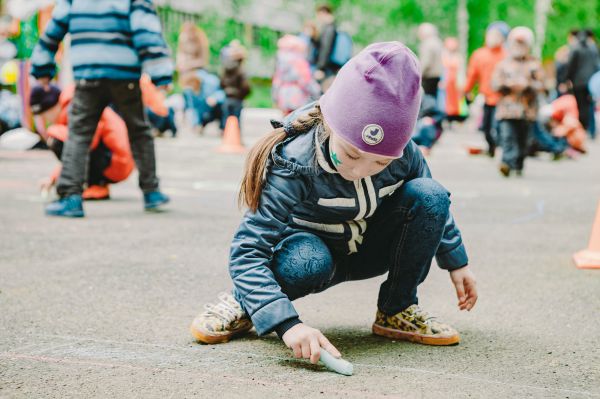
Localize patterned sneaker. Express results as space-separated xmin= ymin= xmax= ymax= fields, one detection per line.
xmin=190 ymin=292 xmax=253 ymax=344
xmin=372 ymin=304 xmax=460 ymax=346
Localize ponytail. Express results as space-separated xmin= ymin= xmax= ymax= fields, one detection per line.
xmin=238 ymin=104 xmax=323 ymax=212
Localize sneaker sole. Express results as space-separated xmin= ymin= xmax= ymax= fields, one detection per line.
xmin=372 ymin=323 xmax=460 ymax=346
xmin=190 ymin=324 xmax=252 ymax=344
xmin=45 ymin=210 xmax=84 ymax=218
xmin=144 ymin=206 xmax=168 ymax=213
xmin=83 ymin=196 xmax=110 ymax=201
xmin=144 ymin=200 xmax=170 ymax=212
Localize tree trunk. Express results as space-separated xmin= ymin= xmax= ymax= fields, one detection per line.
xmin=534 ymin=0 xmax=552 ymax=59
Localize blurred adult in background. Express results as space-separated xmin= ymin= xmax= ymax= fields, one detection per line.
xmin=300 ymin=20 xmax=319 ymax=72
xmin=464 ymin=23 xmax=508 ymax=157
xmin=566 ymin=29 xmax=599 ymax=137
xmin=554 ymin=30 xmax=579 ymax=98
xmin=313 ymin=4 xmax=339 ymax=87
xmin=417 ymin=23 xmax=443 ymax=98
xmin=554 ymin=45 xmax=570 ymax=98
xmin=492 ymin=27 xmax=544 ymax=177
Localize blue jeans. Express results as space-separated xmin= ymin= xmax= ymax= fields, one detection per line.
xmin=268 ymin=178 xmax=451 ymax=315
xmin=183 ymin=89 xmax=220 ymax=127
xmin=220 ymin=98 xmax=243 ymax=130
xmin=412 ymin=122 xmax=439 ymax=149
xmin=532 ymin=122 xmax=567 ymax=155
xmin=498 ymin=119 xmax=531 ymax=171
xmin=147 ymin=107 xmax=177 ymax=137
xmin=480 ymin=104 xmax=498 ymax=153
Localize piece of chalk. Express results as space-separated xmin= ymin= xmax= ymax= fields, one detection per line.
xmin=319 ymin=349 xmax=353 ymax=376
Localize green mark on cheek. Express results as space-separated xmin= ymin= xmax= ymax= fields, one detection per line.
xmin=330 ymin=151 xmax=342 ymax=167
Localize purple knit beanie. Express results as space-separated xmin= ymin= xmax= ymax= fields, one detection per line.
xmin=320 ymin=41 xmax=422 ymax=158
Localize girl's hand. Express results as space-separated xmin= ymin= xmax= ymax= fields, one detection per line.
xmin=282 ymin=323 xmax=341 ymax=364
xmin=449 ymin=265 xmax=478 ymax=311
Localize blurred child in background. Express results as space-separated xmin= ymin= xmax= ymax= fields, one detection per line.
xmin=272 ymin=34 xmax=321 ymax=115
xmin=32 ymin=84 xmax=134 ymax=200
xmin=220 ymin=40 xmax=251 ymax=130
xmin=464 ymin=23 xmax=508 ymax=157
xmin=492 ymin=27 xmax=544 ymax=177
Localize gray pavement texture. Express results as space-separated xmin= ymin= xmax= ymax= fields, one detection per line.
xmin=1 ymin=111 xmax=600 ymax=399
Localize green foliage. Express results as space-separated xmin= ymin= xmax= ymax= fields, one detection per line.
xmin=328 ymin=0 xmax=598 ymax=60
xmin=466 ymin=0 xmax=536 ymax=55
xmin=544 ymin=0 xmax=600 ymax=57
xmin=246 ymin=77 xmax=274 ymax=108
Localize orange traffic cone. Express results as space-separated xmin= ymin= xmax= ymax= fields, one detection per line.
xmin=573 ymin=200 xmax=600 ymax=269
xmin=216 ymin=116 xmax=245 ymax=154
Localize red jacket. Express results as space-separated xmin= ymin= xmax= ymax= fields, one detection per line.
xmin=549 ymin=94 xmax=586 ymax=152
xmin=47 ymin=85 xmax=134 ymax=183
xmin=550 ymin=94 xmax=579 ymax=122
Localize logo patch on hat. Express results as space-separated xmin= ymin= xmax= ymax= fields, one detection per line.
xmin=361 ymin=124 xmax=384 ymax=146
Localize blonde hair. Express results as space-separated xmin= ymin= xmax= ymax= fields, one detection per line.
xmin=239 ymin=105 xmax=325 ymax=212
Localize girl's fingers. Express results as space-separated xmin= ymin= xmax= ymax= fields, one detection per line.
xmin=309 ymin=338 xmax=321 ymax=364
xmin=468 ymin=293 xmax=478 ymax=310
xmin=466 ymin=299 xmax=475 ymax=311
xmin=301 ymin=341 xmax=311 ymax=360
xmin=455 ymin=279 xmax=466 ymax=305
xmin=466 ymin=282 xmax=478 ymax=308
xmin=318 ymin=334 xmax=341 ymax=358
xmin=292 ymin=344 xmax=302 ymax=359
xmin=463 ymin=288 xmax=477 ymax=311
xmin=291 ymin=344 xmax=302 ymax=359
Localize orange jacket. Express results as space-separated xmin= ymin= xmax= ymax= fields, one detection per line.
xmin=464 ymin=46 xmax=506 ymax=106
xmin=47 ymin=85 xmax=134 ymax=183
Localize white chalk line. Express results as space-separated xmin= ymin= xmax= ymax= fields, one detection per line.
xmin=510 ymin=200 xmax=545 ymax=224
xmin=4 ymin=333 xmax=599 ymax=397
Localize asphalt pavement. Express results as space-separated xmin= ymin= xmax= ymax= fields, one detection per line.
xmin=1 ymin=110 xmax=599 ymax=398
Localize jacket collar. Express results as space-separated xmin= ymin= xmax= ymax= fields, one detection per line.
xmin=314 ymin=126 xmax=338 ymax=174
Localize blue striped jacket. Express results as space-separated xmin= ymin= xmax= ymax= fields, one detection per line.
xmin=31 ymin=0 xmax=173 ymax=86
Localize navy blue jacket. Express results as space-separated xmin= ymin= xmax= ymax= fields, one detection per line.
xmin=230 ymin=104 xmax=468 ymax=335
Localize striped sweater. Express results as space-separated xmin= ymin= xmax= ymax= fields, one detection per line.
xmin=31 ymin=0 xmax=173 ymax=86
